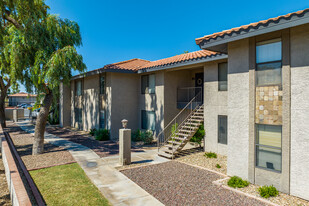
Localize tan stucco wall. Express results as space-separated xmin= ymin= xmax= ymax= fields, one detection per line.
xmin=110 ymin=72 xmax=139 ymax=140
xmin=59 ymin=82 xmax=71 ymax=127
xmin=82 ymin=75 xmax=100 ymax=131
xmin=203 ymin=61 xmax=228 ymax=155
xmin=138 ymin=71 xmax=165 ymax=136
xmin=290 ymin=24 xmax=309 ymax=200
xmin=227 ymin=38 xmax=251 ymax=180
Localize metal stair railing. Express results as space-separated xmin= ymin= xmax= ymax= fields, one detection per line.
xmin=157 ymin=91 xmax=203 ymax=157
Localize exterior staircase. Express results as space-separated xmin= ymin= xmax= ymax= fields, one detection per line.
xmin=158 ymin=104 xmax=204 ymax=159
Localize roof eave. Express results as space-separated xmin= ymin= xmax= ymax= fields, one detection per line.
xmin=138 ymin=54 xmax=228 ymax=73
xmin=198 ymin=12 xmax=309 ymax=51
xmin=71 ymin=68 xmax=137 ymax=80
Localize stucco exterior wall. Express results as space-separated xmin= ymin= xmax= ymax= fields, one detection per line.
xmin=59 ymin=82 xmax=71 ymax=127
xmin=70 ymin=81 xmax=75 ymax=128
xmin=82 ymin=75 xmax=100 ymax=131
xmin=227 ymin=39 xmax=250 ymax=179
xmin=138 ymin=71 xmax=165 ymax=136
xmin=203 ymin=62 xmax=228 ymax=155
xmin=290 ymin=24 xmax=309 ymax=200
xmin=110 ymin=72 xmax=139 ymax=140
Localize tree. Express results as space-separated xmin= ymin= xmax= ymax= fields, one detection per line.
xmin=0 ymin=0 xmax=48 ymax=127
xmin=27 ymin=14 xmax=86 ymax=155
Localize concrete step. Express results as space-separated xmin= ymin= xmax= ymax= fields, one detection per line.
xmin=158 ymin=151 xmax=173 ymax=159
xmin=167 ymin=140 xmax=182 ymax=145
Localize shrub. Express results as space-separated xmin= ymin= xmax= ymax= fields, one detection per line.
xmin=216 ymin=164 xmax=221 ymax=168
xmin=171 ymin=123 xmax=178 ymax=137
xmin=89 ymin=128 xmax=97 ymax=136
xmin=94 ymin=129 xmax=110 ymax=141
xmin=190 ymin=123 xmax=205 ymax=147
xmin=227 ymin=176 xmax=250 ymax=188
xmin=140 ymin=130 xmax=154 ymax=144
xmin=258 ymin=185 xmax=279 ymax=198
xmin=131 ymin=129 xmax=142 ymax=142
xmin=204 ymin=152 xmax=217 ymax=158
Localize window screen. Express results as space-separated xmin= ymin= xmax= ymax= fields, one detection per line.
xmin=142 ymin=110 xmax=156 ymax=130
xmin=218 ymin=115 xmax=227 ymax=144
xmin=256 ymin=124 xmax=282 ymax=172
xmin=218 ymin=63 xmax=228 ymax=91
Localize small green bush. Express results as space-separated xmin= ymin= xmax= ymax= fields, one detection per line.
xmin=131 ymin=129 xmax=142 ymax=142
xmin=171 ymin=123 xmax=178 ymax=137
xmin=204 ymin=152 xmax=217 ymax=158
xmin=216 ymin=164 xmax=221 ymax=168
xmin=95 ymin=129 xmax=110 ymax=141
xmin=140 ymin=130 xmax=154 ymax=144
xmin=228 ymin=176 xmax=250 ymax=188
xmin=89 ymin=128 xmax=97 ymax=136
xmin=190 ymin=123 xmax=205 ymax=147
xmin=131 ymin=130 xmax=153 ymax=144
xmin=258 ymin=185 xmax=279 ymax=198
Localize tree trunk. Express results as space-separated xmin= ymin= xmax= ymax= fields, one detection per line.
xmin=0 ymin=93 xmax=6 ymax=128
xmin=32 ymin=90 xmax=53 ymax=155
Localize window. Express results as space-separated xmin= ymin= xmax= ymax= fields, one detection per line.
xmin=75 ymin=80 xmax=82 ymax=96
xmin=218 ymin=63 xmax=228 ymax=91
xmin=256 ymin=39 xmax=282 ymax=86
xmin=141 ymin=110 xmax=155 ymax=130
xmin=218 ymin=115 xmax=227 ymax=144
xmin=74 ymin=108 xmax=82 ymax=129
xmin=100 ymin=76 xmax=105 ymax=94
xmin=99 ymin=110 xmax=105 ymax=129
xmin=141 ymin=74 xmax=155 ymax=94
xmin=256 ymin=124 xmax=282 ymax=172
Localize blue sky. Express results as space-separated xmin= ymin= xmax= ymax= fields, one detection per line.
xmin=20 ymin=0 xmax=309 ymax=91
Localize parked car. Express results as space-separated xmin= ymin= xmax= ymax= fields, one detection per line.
xmin=32 ymin=108 xmax=40 ymax=119
xmin=22 ymin=104 xmax=32 ymax=109
xmin=17 ymin=103 xmax=26 ymax=108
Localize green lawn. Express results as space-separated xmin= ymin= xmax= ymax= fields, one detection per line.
xmin=30 ymin=163 xmax=109 ymax=206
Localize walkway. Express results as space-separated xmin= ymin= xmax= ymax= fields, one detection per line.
xmin=16 ymin=121 xmax=166 ymax=206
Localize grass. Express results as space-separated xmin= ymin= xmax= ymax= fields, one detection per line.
xmin=30 ymin=163 xmax=109 ymax=206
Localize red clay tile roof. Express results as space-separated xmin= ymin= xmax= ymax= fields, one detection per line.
xmin=195 ymin=8 xmax=309 ymax=45
xmin=140 ymin=50 xmax=219 ymax=70
xmin=9 ymin=92 xmax=36 ymax=97
xmin=103 ymin=58 xmax=150 ymax=71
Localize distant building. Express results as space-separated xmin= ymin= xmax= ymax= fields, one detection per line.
xmin=8 ymin=92 xmax=37 ymax=106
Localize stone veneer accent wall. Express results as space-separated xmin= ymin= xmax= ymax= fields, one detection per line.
xmin=255 ymin=86 xmax=283 ymax=125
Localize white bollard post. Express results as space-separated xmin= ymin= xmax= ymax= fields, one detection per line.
xmin=119 ymin=119 xmax=131 ymax=166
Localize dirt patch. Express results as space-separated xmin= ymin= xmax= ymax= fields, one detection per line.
xmin=6 ymin=123 xmax=75 ymax=170
xmin=46 ymin=126 xmax=144 ymax=158
xmin=0 ymin=153 xmax=11 ymax=206
xmin=121 ymin=161 xmax=268 ymax=206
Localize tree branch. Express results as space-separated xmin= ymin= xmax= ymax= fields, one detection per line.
xmin=3 ymin=9 xmax=23 ymax=30
xmin=0 ymin=76 xmax=5 ymax=91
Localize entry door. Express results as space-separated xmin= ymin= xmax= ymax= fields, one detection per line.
xmin=195 ymin=73 xmax=204 ymax=103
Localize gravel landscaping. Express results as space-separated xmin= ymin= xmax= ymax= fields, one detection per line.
xmin=0 ymin=153 xmax=11 ymax=206
xmin=46 ymin=126 xmax=144 ymax=158
xmin=221 ymin=179 xmax=309 ymax=206
xmin=176 ymin=151 xmax=227 ymax=175
xmin=121 ymin=161 xmax=268 ymax=206
xmin=6 ymin=123 xmax=75 ymax=170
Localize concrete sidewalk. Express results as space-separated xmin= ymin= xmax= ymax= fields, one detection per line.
xmin=16 ymin=121 xmax=167 ymax=206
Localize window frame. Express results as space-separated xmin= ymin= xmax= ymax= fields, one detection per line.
xmin=218 ymin=62 xmax=228 ymax=91
xmin=75 ymin=80 xmax=83 ymax=97
xmin=100 ymin=74 xmax=105 ymax=95
xmin=141 ymin=110 xmax=156 ymax=131
xmin=255 ymin=38 xmax=282 ymax=87
xmin=218 ymin=115 xmax=228 ymax=145
xmin=255 ymin=124 xmax=282 ymax=173
xmin=99 ymin=110 xmax=105 ymax=129
xmin=141 ymin=74 xmax=155 ymax=94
